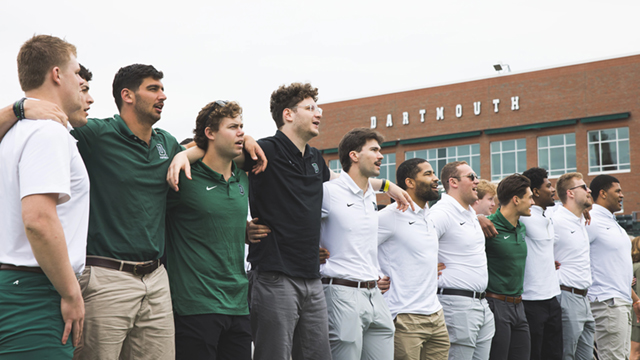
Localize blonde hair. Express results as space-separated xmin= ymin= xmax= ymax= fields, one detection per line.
xmin=477 ymin=179 xmax=497 ymax=200
xmin=556 ymin=172 xmax=583 ymax=203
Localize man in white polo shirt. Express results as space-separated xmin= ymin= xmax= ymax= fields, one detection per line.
xmin=520 ymin=167 xmax=563 ymax=360
xmin=586 ymin=175 xmax=638 ymax=360
xmin=553 ymin=172 xmax=594 ymax=360
xmin=378 ymin=158 xmax=449 ymax=360
xmin=0 ymin=35 xmax=89 ymax=359
xmin=428 ymin=160 xmax=494 ymax=360
xmin=320 ymin=127 xmax=395 ymax=360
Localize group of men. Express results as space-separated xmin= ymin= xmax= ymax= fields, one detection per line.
xmin=0 ymin=33 xmax=637 ymax=360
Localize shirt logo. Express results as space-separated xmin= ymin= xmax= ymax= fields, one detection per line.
xmin=409 ymin=221 xmax=416 ymax=225
xmin=347 ymin=203 xmax=354 ymax=207
xmin=156 ymin=144 xmax=169 ymax=159
xmin=207 ymin=186 xmax=217 ymax=190
xmin=459 ymin=222 xmax=466 ymax=226
xmin=571 ymin=230 xmax=576 ymax=234
xmin=13 ymin=280 xmax=19 ymax=285
xmin=503 ymin=235 xmax=510 ymax=239
xmin=606 ymin=227 xmax=611 ymax=230
xmin=312 ymin=163 xmax=319 ymax=173
xmin=238 ymin=184 xmax=245 ymax=195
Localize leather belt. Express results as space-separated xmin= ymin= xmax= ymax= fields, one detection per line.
xmin=560 ymin=285 xmax=588 ymax=297
xmin=322 ymin=277 xmax=377 ymax=289
xmin=485 ymin=291 xmax=522 ymax=304
xmin=437 ymin=288 xmax=486 ymax=300
xmin=0 ymin=264 xmax=45 ymax=274
xmin=86 ymin=257 xmax=160 ymax=276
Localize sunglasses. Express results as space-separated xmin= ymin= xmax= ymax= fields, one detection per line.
xmin=569 ymin=184 xmax=589 ymax=192
xmin=455 ymin=173 xmax=480 ymax=181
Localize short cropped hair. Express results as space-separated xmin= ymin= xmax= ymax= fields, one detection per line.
xmin=589 ymin=174 xmax=620 ymax=201
xmin=193 ymin=101 xmax=243 ymax=151
xmin=477 ymin=179 xmax=497 ymax=200
xmin=556 ymin=172 xmax=583 ymax=203
xmin=112 ymin=64 xmax=163 ymax=111
xmin=496 ymin=174 xmax=531 ymax=207
xmin=396 ymin=158 xmax=428 ymax=190
xmin=440 ymin=161 xmax=467 ymax=193
xmin=17 ymin=35 xmax=77 ymax=91
xmin=522 ymin=167 xmax=548 ymax=191
xmin=338 ymin=128 xmax=384 ymax=173
xmin=270 ymin=83 xmax=318 ymax=129
xmin=79 ymin=64 xmax=92 ymax=82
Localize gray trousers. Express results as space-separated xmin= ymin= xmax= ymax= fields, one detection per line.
xmin=557 ymin=291 xmax=595 ymax=360
xmin=486 ymin=298 xmax=530 ymax=360
xmin=591 ymin=298 xmax=632 ymax=360
xmin=324 ymin=284 xmax=395 ymax=360
xmin=249 ymin=271 xmax=331 ymax=360
xmin=438 ymin=294 xmax=495 ymax=360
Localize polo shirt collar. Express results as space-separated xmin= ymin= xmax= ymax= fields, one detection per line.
xmin=441 ymin=193 xmax=474 ymax=215
xmin=275 ymin=130 xmax=311 ymax=159
xmin=492 ymin=207 xmax=517 ymax=231
xmin=339 ymin=171 xmax=375 ymax=197
xmin=556 ymin=204 xmax=582 ymax=223
xmin=113 ymin=114 xmax=158 ymax=142
xmin=591 ymin=203 xmax=615 ymax=220
xmin=196 ymin=160 xmax=239 ymax=183
xmin=530 ymin=205 xmax=545 ymax=217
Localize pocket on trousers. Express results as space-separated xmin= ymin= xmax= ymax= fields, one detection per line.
xmin=326 ymin=285 xmax=359 ymax=343
xmin=78 ymin=266 xmax=94 ymax=297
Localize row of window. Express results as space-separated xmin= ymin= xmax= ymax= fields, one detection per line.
xmin=328 ymin=127 xmax=630 ymax=182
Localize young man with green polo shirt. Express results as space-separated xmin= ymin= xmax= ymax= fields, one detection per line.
xmin=165 ymin=100 xmax=252 ymax=359
xmin=485 ymin=173 xmax=534 ymax=360
xmin=0 ymin=35 xmax=87 ymax=359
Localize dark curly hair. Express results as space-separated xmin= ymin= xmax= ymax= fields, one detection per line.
xmin=193 ymin=101 xmax=242 ymax=151
xmin=270 ymin=83 xmax=318 ymax=129
xmin=522 ymin=167 xmax=548 ymax=191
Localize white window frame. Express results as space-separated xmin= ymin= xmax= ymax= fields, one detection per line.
xmin=490 ymin=138 xmax=527 ymax=181
xmin=537 ymin=133 xmax=577 ymax=179
xmin=587 ymin=127 xmax=630 ymax=175
xmin=405 ymin=144 xmax=481 ymax=179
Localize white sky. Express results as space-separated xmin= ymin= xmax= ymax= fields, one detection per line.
xmin=2 ymin=0 xmax=639 ymax=141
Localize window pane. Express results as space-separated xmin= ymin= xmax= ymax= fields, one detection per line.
xmin=492 ymin=154 xmax=501 ymax=176
xmin=538 ymin=136 xmax=548 ymax=147
xmin=549 ymin=135 xmax=563 ymax=147
xmin=503 ymin=140 xmax=515 ymax=152
xmin=589 ymin=131 xmax=599 ymax=143
xmin=503 ymin=152 xmax=516 ymax=174
xmin=566 ymin=133 xmax=576 ymax=144
xmin=388 ymin=153 xmax=396 ymax=163
xmin=471 ymin=144 xmax=480 ymax=154
xmin=601 ymin=129 xmax=617 ymax=141
xmin=458 ymin=146 xmax=469 ymax=156
xmin=472 ymin=160 xmax=481 ymax=178
xmin=618 ymin=127 xmax=629 ymax=139
xmin=517 ymin=151 xmax=527 ymax=172
xmin=589 ymin=144 xmax=600 ymax=167
xmin=437 ymin=148 xmax=446 ymax=158
xmin=516 ymin=139 xmax=526 ymax=149
xmin=428 ymin=149 xmax=436 ymax=159
xmin=538 ymin=149 xmax=549 ymax=169
xmin=619 ymin=141 xmax=630 ymax=164
xmin=491 ymin=142 xmax=500 ymax=152
xmin=566 ymin=146 xmax=576 ymax=170
xmin=550 ymin=148 xmax=565 ymax=170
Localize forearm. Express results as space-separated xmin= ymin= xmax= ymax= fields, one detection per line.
xmin=370 ymin=178 xmax=384 ymax=191
xmin=185 ymin=145 xmax=205 ymax=164
xmin=0 ymin=104 xmax=18 ymax=141
xmin=633 ymin=289 xmax=639 ymax=303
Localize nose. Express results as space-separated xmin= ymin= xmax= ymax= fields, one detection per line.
xmin=87 ymin=94 xmax=94 ymax=105
xmin=158 ymin=90 xmax=167 ymax=101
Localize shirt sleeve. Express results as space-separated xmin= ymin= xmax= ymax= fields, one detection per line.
xmin=20 ymin=121 xmax=72 ymax=203
xmin=321 ymin=157 xmax=331 ymax=182
xmin=427 ymin=208 xmax=450 ymax=239
xmin=377 ymin=208 xmax=395 ymax=245
xmin=70 ymin=118 xmax=101 ymax=160
xmin=321 ymin=182 xmax=331 ymax=219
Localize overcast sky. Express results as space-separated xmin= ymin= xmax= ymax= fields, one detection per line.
xmin=2 ymin=0 xmax=639 ymax=141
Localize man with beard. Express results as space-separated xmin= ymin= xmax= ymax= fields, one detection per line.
xmin=320 ymin=128 xmax=395 ymax=360
xmin=428 ymin=161 xmax=495 ymax=360
xmin=378 ymin=158 xmax=450 ymax=360
xmin=519 ymin=167 xmax=563 ymax=360
xmin=587 ymin=175 xmax=639 ymax=360
xmin=553 ymin=172 xmax=595 ymax=360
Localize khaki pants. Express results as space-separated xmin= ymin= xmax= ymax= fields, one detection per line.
xmin=393 ymin=310 xmax=450 ymax=360
xmin=591 ymin=298 xmax=632 ymax=360
xmin=73 ymin=264 xmax=174 ymax=360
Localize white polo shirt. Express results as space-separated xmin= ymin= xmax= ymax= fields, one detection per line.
xmin=520 ymin=205 xmax=561 ymax=300
xmin=0 ymin=120 xmax=89 ymax=275
xmin=378 ymin=202 xmax=441 ymax=318
xmin=428 ymin=193 xmax=488 ymax=293
xmin=586 ymin=204 xmax=633 ymax=303
xmin=553 ymin=205 xmax=592 ymax=290
xmin=320 ymin=172 xmax=379 ymax=282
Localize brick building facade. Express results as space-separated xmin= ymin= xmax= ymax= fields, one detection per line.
xmin=311 ymin=55 xmax=638 ymax=218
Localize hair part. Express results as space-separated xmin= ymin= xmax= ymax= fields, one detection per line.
xmin=496 ymin=174 xmax=531 ymax=207
xmin=193 ymin=101 xmax=243 ymax=151
xmin=440 ymin=161 xmax=467 ymax=193
xmin=396 ymin=158 xmax=428 ymax=190
xmin=270 ymin=83 xmax=318 ymax=129
xmin=477 ymin=179 xmax=497 ymax=200
xmin=112 ymin=64 xmax=163 ymax=111
xmin=589 ymin=174 xmax=620 ymax=202
xmin=17 ymin=35 xmax=77 ymax=91
xmin=522 ymin=167 xmax=548 ymax=191
xmin=338 ymin=128 xmax=384 ymax=173
xmin=556 ymin=172 xmax=583 ymax=203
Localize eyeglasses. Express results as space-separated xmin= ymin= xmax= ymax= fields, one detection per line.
xmin=569 ymin=184 xmax=589 ymax=192
xmin=295 ymin=104 xmax=323 ymax=115
xmin=454 ymin=173 xmax=480 ymax=181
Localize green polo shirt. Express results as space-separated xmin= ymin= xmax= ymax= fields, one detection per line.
xmin=71 ymin=115 xmax=182 ymax=261
xmin=165 ymin=160 xmax=249 ymax=316
xmin=486 ymin=208 xmax=528 ymax=296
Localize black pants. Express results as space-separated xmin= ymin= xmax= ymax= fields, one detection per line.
xmin=487 ymin=297 xmax=531 ymax=360
xmin=523 ymin=298 xmax=563 ymax=360
xmin=174 ymin=313 xmax=252 ymax=360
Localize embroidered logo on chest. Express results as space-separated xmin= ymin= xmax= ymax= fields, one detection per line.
xmin=156 ymin=144 xmax=169 ymax=159
xmin=311 ymin=163 xmax=319 ymax=173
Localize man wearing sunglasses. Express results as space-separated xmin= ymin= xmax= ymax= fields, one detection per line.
xmin=484 ymin=174 xmax=534 ymax=359
xmin=553 ymin=172 xmax=595 ymax=360
xmin=586 ymin=175 xmax=639 ymax=360
xmin=428 ymin=161 xmax=495 ymax=360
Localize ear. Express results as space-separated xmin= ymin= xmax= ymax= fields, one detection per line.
xmin=532 ymin=187 xmax=540 ymax=197
xmin=282 ymin=108 xmax=295 ymax=125
xmin=204 ymin=127 xmax=215 ymax=141
xmin=349 ymin=150 xmax=359 ymax=164
xmin=121 ymin=88 xmax=134 ymax=106
xmin=51 ymin=66 xmax=62 ymax=86
xmin=512 ymin=195 xmax=520 ymax=206
xmin=600 ymin=189 xmax=607 ymax=199
xmin=405 ymin=177 xmax=415 ymax=190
